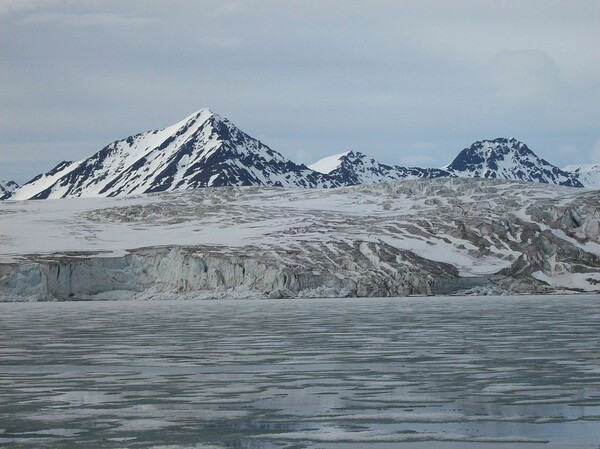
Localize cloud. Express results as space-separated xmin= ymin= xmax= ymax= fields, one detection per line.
xmin=398 ymin=142 xmax=439 ymax=166
xmin=199 ymin=35 xmax=243 ymax=50
xmin=1 ymin=1 xmax=599 ymax=182
xmin=488 ymin=49 xmax=563 ymax=104
xmin=17 ymin=12 xmax=158 ymax=27
xmin=212 ymin=1 xmax=246 ymax=17
xmin=591 ymin=139 xmax=600 ymax=163
xmin=0 ymin=0 xmax=59 ymax=17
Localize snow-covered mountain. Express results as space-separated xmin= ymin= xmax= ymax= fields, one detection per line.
xmin=563 ymin=164 xmax=600 ymax=189
xmin=12 ymin=109 xmax=339 ymax=200
xmin=444 ymin=138 xmax=582 ymax=187
xmin=0 ymin=180 xmax=18 ymax=200
xmin=309 ymin=151 xmax=449 ymax=185
xmin=8 ymin=109 xmax=597 ymax=201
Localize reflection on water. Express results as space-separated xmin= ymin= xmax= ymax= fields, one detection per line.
xmin=1 ymin=295 xmax=599 ymax=448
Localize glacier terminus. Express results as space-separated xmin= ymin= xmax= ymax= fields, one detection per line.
xmin=0 ymin=109 xmax=599 ymax=301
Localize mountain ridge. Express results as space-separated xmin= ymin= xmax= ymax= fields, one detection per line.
xmin=11 ymin=109 xmax=341 ymax=200
xmin=444 ymin=138 xmax=582 ymax=187
xmin=562 ymin=164 xmax=600 ymax=189
xmin=6 ymin=109 xmax=597 ymax=200
xmin=0 ymin=180 xmax=18 ymax=200
xmin=311 ymin=151 xmax=451 ymax=185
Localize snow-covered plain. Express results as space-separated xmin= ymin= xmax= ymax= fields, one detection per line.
xmin=0 ymin=178 xmax=599 ymax=300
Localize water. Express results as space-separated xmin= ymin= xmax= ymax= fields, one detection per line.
xmin=1 ymin=295 xmax=599 ymax=449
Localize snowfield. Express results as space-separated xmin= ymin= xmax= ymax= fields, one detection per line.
xmin=1 ymin=178 xmax=599 ymax=300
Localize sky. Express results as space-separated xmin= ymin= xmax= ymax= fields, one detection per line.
xmin=1 ymin=0 xmax=599 ymax=184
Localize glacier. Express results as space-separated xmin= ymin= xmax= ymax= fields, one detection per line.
xmin=1 ymin=178 xmax=598 ymax=301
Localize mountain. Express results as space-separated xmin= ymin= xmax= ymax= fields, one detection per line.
xmin=563 ymin=164 xmax=600 ymax=189
xmin=9 ymin=109 xmax=596 ymax=201
xmin=0 ymin=180 xmax=18 ymax=200
xmin=309 ymin=151 xmax=449 ymax=185
xmin=308 ymin=140 xmax=585 ymax=188
xmin=443 ymin=138 xmax=583 ymax=187
xmin=12 ymin=109 xmax=340 ymax=200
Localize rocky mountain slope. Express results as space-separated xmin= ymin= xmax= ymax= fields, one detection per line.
xmin=563 ymin=164 xmax=600 ymax=189
xmin=10 ymin=109 xmax=340 ymax=200
xmin=444 ymin=138 xmax=582 ymax=187
xmin=6 ymin=109 xmax=598 ymax=200
xmin=1 ymin=178 xmax=598 ymax=300
xmin=0 ymin=180 xmax=18 ymax=200
xmin=309 ymin=151 xmax=449 ymax=185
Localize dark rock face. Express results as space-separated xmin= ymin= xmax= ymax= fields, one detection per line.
xmin=445 ymin=138 xmax=583 ymax=187
xmin=9 ymin=111 xmax=589 ymax=201
xmin=0 ymin=180 xmax=18 ymax=200
xmin=13 ymin=109 xmax=343 ymax=200
xmin=325 ymin=151 xmax=451 ymax=185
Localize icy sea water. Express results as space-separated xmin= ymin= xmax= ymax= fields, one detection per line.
xmin=1 ymin=296 xmax=600 ymax=449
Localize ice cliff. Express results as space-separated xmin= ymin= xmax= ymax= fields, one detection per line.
xmin=1 ymin=178 xmax=599 ymax=300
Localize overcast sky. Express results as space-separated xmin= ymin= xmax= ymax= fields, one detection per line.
xmin=1 ymin=0 xmax=599 ymax=183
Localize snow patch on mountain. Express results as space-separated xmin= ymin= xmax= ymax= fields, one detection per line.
xmin=563 ymin=164 xmax=600 ymax=189
xmin=11 ymin=109 xmax=340 ymax=200
xmin=7 ymin=108 xmax=598 ymax=201
xmin=309 ymin=151 xmax=351 ymax=174
xmin=444 ymin=138 xmax=582 ymax=187
xmin=316 ymin=151 xmax=450 ymax=186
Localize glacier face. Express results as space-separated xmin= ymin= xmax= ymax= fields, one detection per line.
xmin=1 ymin=178 xmax=599 ymax=301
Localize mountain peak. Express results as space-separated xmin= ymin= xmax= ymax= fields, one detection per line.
xmin=444 ymin=138 xmax=582 ymax=187
xmin=8 ymin=111 xmax=596 ymax=201
xmin=187 ymin=107 xmax=216 ymax=120
xmin=11 ymin=109 xmax=341 ymax=199
xmin=308 ymin=151 xmax=352 ymax=174
xmin=171 ymin=108 xmax=219 ymax=130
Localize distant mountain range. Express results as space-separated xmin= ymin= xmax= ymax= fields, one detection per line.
xmin=309 ymin=150 xmax=450 ymax=184
xmin=5 ymin=108 xmax=599 ymax=200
